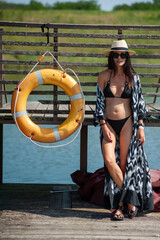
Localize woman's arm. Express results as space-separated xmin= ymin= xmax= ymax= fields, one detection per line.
xmin=94 ymin=71 xmax=112 ymax=142
xmin=137 ymin=75 xmax=148 ymax=120
xmin=137 ymin=120 xmax=145 ymax=146
xmin=136 ymin=75 xmax=147 ymax=146
xmin=93 ymin=72 xmax=107 ymax=125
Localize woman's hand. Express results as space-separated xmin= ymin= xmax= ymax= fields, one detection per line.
xmin=137 ymin=128 xmax=145 ymax=146
xmin=101 ymin=124 xmax=112 ymax=142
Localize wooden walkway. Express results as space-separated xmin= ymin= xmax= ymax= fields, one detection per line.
xmin=1 ymin=209 xmax=160 ymax=240
xmin=0 ymin=184 xmax=160 ymax=240
xmin=0 ymin=101 xmax=94 ymax=123
xmin=0 ymin=101 xmax=160 ymax=124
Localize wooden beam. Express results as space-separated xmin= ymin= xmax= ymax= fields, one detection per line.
xmin=0 ymin=21 xmax=160 ymax=31
xmin=80 ymin=125 xmax=88 ymax=172
xmin=0 ymin=29 xmax=3 ymax=184
xmin=0 ymin=124 xmax=3 ymax=184
xmin=153 ymin=78 xmax=160 ymax=103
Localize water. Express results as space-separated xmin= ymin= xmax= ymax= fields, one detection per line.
xmin=3 ymin=125 xmax=160 ymax=184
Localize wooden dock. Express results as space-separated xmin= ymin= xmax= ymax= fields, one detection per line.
xmin=0 ymin=22 xmax=160 ymax=239
xmin=0 ymin=184 xmax=160 ymax=240
xmin=0 ymin=22 xmax=160 ymax=182
xmin=1 ymin=101 xmax=160 ymax=124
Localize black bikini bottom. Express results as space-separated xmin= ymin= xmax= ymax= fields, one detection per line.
xmin=107 ymin=115 xmax=131 ymax=136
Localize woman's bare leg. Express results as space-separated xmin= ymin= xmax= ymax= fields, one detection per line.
xmin=119 ymin=116 xmax=134 ymax=214
xmin=119 ymin=116 xmax=133 ymax=176
xmin=102 ymin=124 xmax=123 ymax=190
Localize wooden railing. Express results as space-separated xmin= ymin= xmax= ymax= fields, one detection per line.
xmin=0 ymin=22 xmax=160 ymax=183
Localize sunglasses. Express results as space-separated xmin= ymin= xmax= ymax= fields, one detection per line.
xmin=112 ymin=53 xmax=127 ymax=59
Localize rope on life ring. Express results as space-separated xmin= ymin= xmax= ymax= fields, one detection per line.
xmin=11 ymin=68 xmax=85 ymax=144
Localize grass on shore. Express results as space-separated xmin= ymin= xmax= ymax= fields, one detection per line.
xmin=0 ymin=9 xmax=160 ymax=25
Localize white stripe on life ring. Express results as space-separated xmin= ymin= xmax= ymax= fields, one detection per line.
xmin=70 ymin=93 xmax=83 ymax=102
xmin=13 ymin=110 xmax=28 ymax=119
xmin=35 ymin=70 xmax=44 ymax=85
xmin=53 ymin=127 xmax=61 ymax=142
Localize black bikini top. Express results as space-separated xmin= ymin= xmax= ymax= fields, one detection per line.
xmin=104 ymin=72 xmax=132 ymax=99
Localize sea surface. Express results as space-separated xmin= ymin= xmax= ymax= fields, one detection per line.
xmin=3 ymin=124 xmax=160 ymax=184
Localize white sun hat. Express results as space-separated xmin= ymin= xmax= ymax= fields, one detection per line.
xmin=104 ymin=39 xmax=136 ymax=56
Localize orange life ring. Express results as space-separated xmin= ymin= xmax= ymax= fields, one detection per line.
xmin=11 ymin=69 xmax=84 ymax=143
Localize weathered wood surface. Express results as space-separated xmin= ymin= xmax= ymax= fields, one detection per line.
xmin=2 ymin=41 xmax=160 ymax=51
xmin=0 ymin=209 xmax=160 ymax=240
xmin=1 ymin=21 xmax=160 ymax=30
xmin=1 ymin=60 xmax=160 ymax=69
xmin=1 ymin=50 xmax=160 ymax=60
xmin=0 ymin=21 xmax=159 ymax=179
xmin=1 ymin=30 xmax=160 ymax=40
xmin=1 ymin=72 xmax=160 ymax=78
xmin=0 ymin=184 xmax=160 ymax=240
xmin=0 ymin=101 xmax=160 ymax=125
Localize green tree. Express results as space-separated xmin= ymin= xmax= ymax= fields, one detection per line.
xmin=153 ymin=0 xmax=160 ymax=4
xmin=53 ymin=0 xmax=100 ymax=10
xmin=113 ymin=0 xmax=160 ymax=11
xmin=29 ymin=0 xmax=44 ymax=10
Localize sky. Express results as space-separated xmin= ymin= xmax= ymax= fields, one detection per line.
xmin=4 ymin=0 xmax=153 ymax=11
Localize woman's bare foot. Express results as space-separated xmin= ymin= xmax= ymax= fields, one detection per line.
xmin=112 ymin=204 xmax=124 ymax=221
xmin=128 ymin=203 xmax=138 ymax=219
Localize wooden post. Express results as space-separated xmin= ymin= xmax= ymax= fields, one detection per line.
xmin=0 ymin=124 xmax=3 ymax=184
xmin=0 ymin=28 xmax=3 ymax=184
xmin=118 ymin=29 xmax=122 ymax=40
xmin=153 ymin=78 xmax=160 ymax=103
xmin=80 ymin=125 xmax=88 ymax=172
xmin=53 ymin=27 xmax=58 ymax=68
xmin=0 ymin=28 xmax=3 ymax=108
xmin=53 ymin=27 xmax=58 ymax=121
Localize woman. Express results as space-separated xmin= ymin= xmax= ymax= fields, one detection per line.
xmin=94 ymin=39 xmax=154 ymax=221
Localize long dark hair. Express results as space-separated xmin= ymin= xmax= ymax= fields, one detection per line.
xmin=108 ymin=51 xmax=135 ymax=87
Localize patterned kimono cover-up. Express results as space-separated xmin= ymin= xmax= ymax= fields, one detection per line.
xmin=94 ymin=74 xmax=154 ymax=212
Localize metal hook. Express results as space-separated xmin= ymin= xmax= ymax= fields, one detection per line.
xmin=41 ymin=23 xmax=50 ymax=45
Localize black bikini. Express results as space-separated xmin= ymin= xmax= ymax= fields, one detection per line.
xmin=104 ymin=72 xmax=132 ymax=99
xmin=104 ymin=72 xmax=132 ymax=136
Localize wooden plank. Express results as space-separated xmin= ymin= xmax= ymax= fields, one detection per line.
xmin=1 ymin=50 xmax=160 ymax=60
xmin=44 ymin=103 xmax=53 ymax=119
xmin=147 ymin=103 xmax=160 ymax=111
xmin=0 ymin=183 xmax=159 ymax=240
xmin=2 ymin=41 xmax=160 ymax=49
xmin=31 ymin=102 xmax=49 ymax=119
xmin=0 ymin=211 xmax=160 ymax=240
xmin=39 ymin=100 xmax=96 ymax=105
xmin=0 ymin=90 xmax=67 ymax=95
xmin=85 ymin=104 xmax=95 ymax=119
xmin=142 ymin=83 xmax=160 ymax=88
xmin=0 ymin=90 xmax=97 ymax=96
xmin=1 ymin=60 xmax=160 ymax=70
xmin=143 ymin=92 xmax=160 ymax=97
xmin=1 ymin=81 xmax=160 ymax=87
xmin=57 ymin=104 xmax=69 ymax=118
xmin=1 ymin=102 xmax=160 ymax=115
xmin=1 ymin=70 xmax=160 ymax=79
xmin=145 ymin=121 xmax=160 ymax=127
xmin=1 ymin=31 xmax=160 ymax=40
xmin=0 ymin=124 xmax=3 ymax=184
xmin=0 ymin=21 xmax=160 ymax=30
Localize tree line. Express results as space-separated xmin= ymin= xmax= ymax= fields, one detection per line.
xmin=113 ymin=0 xmax=160 ymax=11
xmin=0 ymin=0 xmax=100 ymax=11
xmin=0 ymin=0 xmax=159 ymax=11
